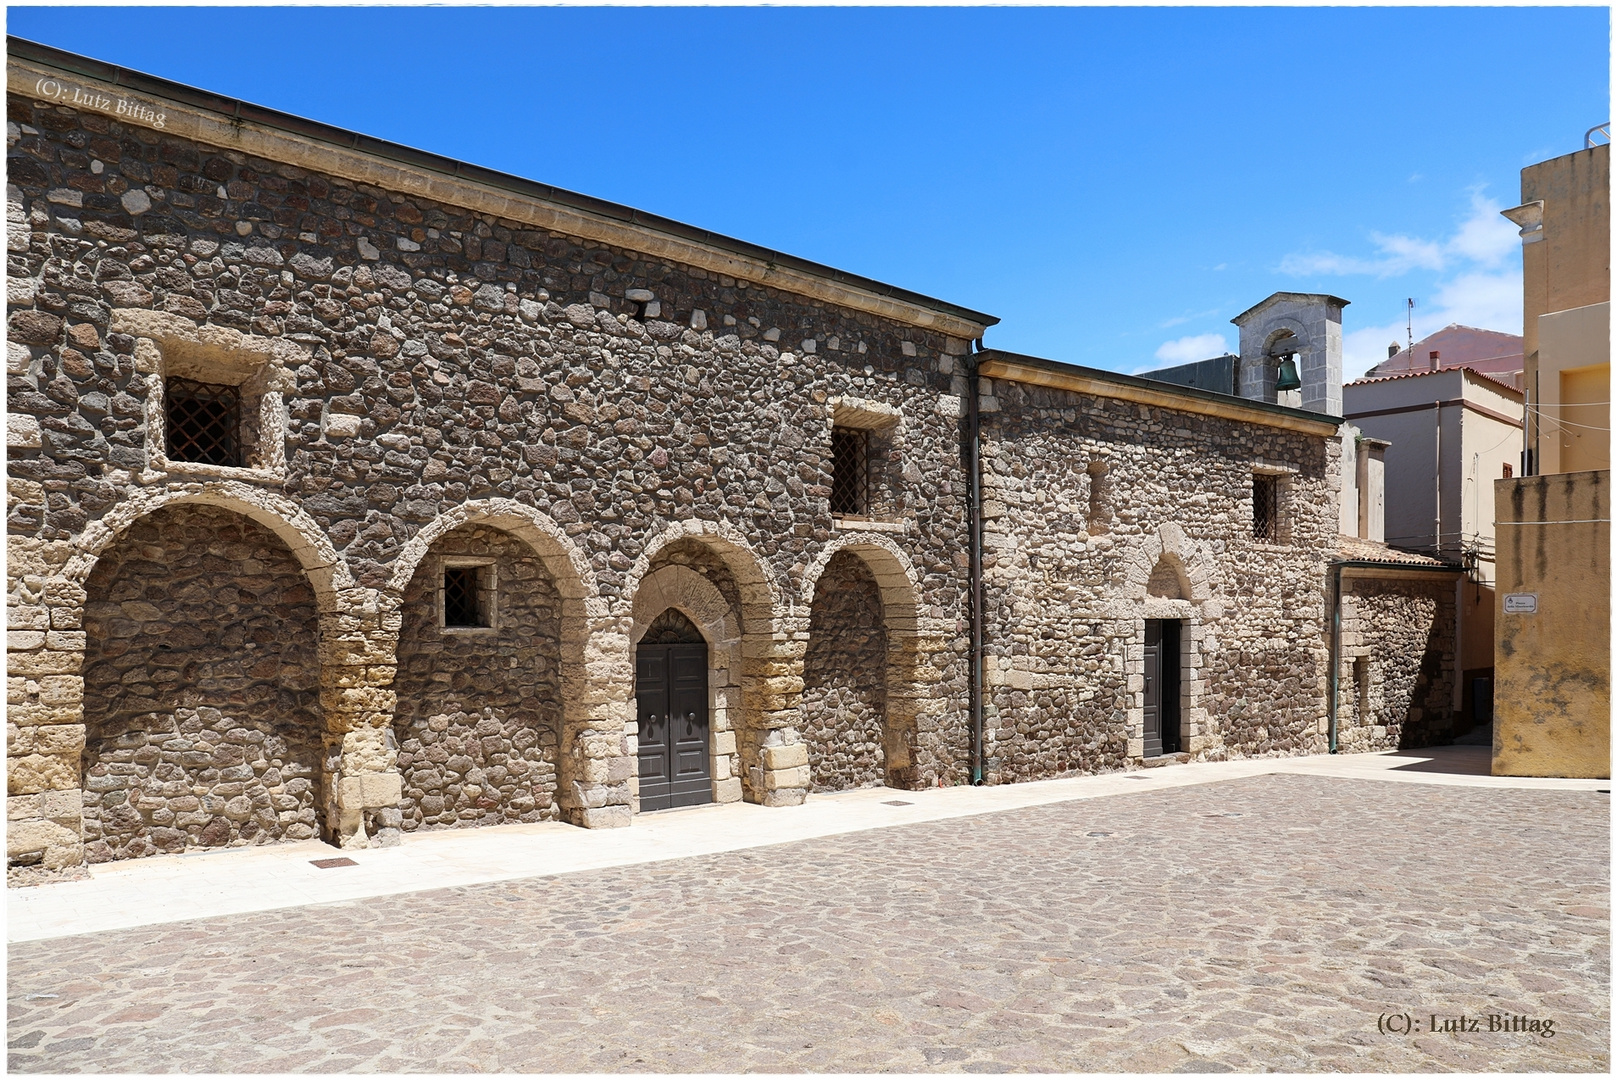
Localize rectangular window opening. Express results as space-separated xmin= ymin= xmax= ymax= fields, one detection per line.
xmin=166 ymin=376 xmax=242 ymax=467
xmin=443 ymin=566 xmax=486 ymax=628
xmin=1252 ymin=474 xmax=1279 ymax=542
xmin=830 ymin=426 xmax=870 ymax=516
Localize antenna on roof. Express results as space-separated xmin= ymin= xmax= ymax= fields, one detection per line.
xmin=1406 ymin=298 xmax=1415 ymax=361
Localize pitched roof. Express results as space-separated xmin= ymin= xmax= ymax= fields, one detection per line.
xmin=1338 ymin=535 xmax=1459 ymax=567
xmin=1367 ymin=324 xmax=1523 ymax=380
xmin=1347 ymin=364 xmax=1524 ymax=400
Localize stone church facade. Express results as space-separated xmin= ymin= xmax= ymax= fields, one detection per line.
xmin=6 ymin=40 xmax=1459 ymax=875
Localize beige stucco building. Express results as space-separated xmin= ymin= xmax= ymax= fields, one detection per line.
xmin=1493 ymin=138 xmax=1611 ymax=778
xmin=1344 ymin=365 xmax=1524 ymax=721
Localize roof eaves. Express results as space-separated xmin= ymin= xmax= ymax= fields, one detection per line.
xmin=6 ymin=36 xmax=1000 ymax=333
xmin=977 ymin=349 xmax=1344 ymax=430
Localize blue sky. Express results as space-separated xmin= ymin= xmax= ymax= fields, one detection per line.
xmin=9 ymin=6 xmax=1610 ymax=378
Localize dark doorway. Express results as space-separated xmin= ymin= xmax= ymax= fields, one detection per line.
xmin=1143 ymin=619 xmax=1182 ymax=758
xmin=636 ymin=609 xmax=712 ymax=811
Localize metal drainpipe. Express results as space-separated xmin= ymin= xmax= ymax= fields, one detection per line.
xmin=966 ymin=344 xmax=985 ymax=785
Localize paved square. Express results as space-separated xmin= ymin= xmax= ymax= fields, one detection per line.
xmin=7 ymin=774 xmax=1609 ymax=1072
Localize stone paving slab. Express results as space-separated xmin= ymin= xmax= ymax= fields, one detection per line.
xmin=9 ymin=745 xmax=1602 ymax=944
xmin=6 ymin=773 xmax=1608 ymax=1073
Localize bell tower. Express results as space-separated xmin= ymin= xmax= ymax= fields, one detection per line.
xmin=1231 ymin=292 xmax=1349 ymax=416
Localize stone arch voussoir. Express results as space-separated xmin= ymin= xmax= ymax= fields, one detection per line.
xmin=800 ymin=533 xmax=936 ymax=789
xmin=625 ymin=519 xmax=798 ymax=806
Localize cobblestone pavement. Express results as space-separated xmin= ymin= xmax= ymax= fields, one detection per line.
xmin=7 ymin=775 xmax=1609 ymax=1073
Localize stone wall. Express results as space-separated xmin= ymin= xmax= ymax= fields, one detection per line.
xmin=978 ymin=376 xmax=1338 ymax=780
xmin=6 ymin=59 xmax=1462 ymax=874
xmin=1339 ymin=576 xmax=1459 ymax=751
xmin=5 ymin=83 xmax=975 ymax=868
xmin=801 ymin=552 xmax=889 ymax=791
xmin=393 ymin=524 xmax=562 ymax=831
xmin=79 ymin=504 xmax=322 ymax=861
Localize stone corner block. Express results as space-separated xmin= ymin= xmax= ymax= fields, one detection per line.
xmin=575 ymin=804 xmax=632 ymax=829
xmin=760 ymin=743 xmax=808 ymax=771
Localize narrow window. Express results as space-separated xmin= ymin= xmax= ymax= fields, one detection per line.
xmin=166 ymin=377 xmax=241 ymax=467
xmin=1353 ymin=657 xmax=1371 ymax=722
xmin=1086 ymin=460 xmax=1111 ymax=535
xmin=1252 ymin=474 xmax=1279 ymax=542
xmin=1502 ymin=462 xmax=1513 ymax=479
xmin=830 ymin=426 xmax=869 ymax=516
xmin=443 ymin=566 xmax=486 ymax=628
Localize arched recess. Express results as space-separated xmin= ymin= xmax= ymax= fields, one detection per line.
xmin=629 ymin=564 xmax=744 ymax=808
xmin=800 ymin=533 xmax=929 ymax=789
xmin=392 ymin=522 xmax=568 ymax=831
xmin=390 ymin=499 xmax=621 ymax=829
xmin=68 ymin=481 xmax=353 ymax=609
xmin=1119 ymin=522 xmax=1222 ymax=763
xmin=78 ymin=500 xmax=326 ymax=861
xmin=624 ymin=520 xmax=801 ymax=807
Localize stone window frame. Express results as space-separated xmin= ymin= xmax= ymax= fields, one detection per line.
xmin=116 ymin=311 xmax=294 ymax=487
xmin=438 ymin=556 xmax=499 ymax=635
xmin=826 ymin=396 xmax=907 ymax=533
xmin=1250 ymin=459 xmax=1299 ymax=547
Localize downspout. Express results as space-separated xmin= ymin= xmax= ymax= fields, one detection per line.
xmin=1434 ymin=400 xmax=1443 ymax=555
xmin=966 ymin=343 xmax=985 ymax=785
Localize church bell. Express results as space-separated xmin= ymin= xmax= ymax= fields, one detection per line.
xmin=1275 ymin=354 xmax=1302 ymax=392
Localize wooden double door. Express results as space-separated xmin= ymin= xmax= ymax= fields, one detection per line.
xmin=1143 ymin=619 xmax=1182 ymax=758
xmin=635 ymin=641 xmax=712 ymax=811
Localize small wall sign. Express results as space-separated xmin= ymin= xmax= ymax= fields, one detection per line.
xmin=1503 ymin=593 xmax=1539 ymax=614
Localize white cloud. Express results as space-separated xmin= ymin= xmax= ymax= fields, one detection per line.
xmin=1446 ymin=192 xmax=1519 ymax=267
xmin=1281 ymin=189 xmax=1524 ymax=381
xmin=1279 ymin=191 xmax=1516 ymax=281
xmin=1153 ymin=333 xmax=1228 ymax=365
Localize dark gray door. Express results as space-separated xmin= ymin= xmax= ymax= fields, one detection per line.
xmin=1143 ymin=620 xmax=1182 ymax=758
xmin=636 ymin=642 xmax=711 ymax=810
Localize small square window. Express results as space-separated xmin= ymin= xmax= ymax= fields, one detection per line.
xmin=166 ymin=377 xmax=242 ymax=467
xmin=1502 ymin=462 xmax=1514 ymax=479
xmin=1252 ymin=474 xmax=1279 ymax=542
xmin=830 ymin=426 xmax=869 ymax=516
xmin=443 ymin=566 xmax=486 ymax=628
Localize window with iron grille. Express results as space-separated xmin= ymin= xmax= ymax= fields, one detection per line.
xmin=1252 ymin=474 xmax=1280 ymax=542
xmin=165 ymin=377 xmax=242 ymax=467
xmin=443 ymin=566 xmax=486 ymax=628
xmin=830 ymin=426 xmax=869 ymax=516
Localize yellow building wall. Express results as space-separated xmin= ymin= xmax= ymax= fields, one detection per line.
xmin=1559 ymin=364 xmax=1610 ymax=473
xmin=1492 ymin=470 xmax=1610 ymax=777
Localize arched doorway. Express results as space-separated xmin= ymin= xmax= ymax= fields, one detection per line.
xmin=635 ymin=609 xmax=712 ymax=811
xmin=80 ymin=504 xmax=323 ymax=861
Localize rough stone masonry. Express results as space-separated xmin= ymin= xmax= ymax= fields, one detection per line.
xmin=5 ymin=41 xmax=1458 ymax=876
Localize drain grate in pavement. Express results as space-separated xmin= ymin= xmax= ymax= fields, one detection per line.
xmin=1124 ymin=776 xmax=1152 ymax=780
xmin=310 ymin=857 xmax=358 ymax=869
xmin=882 ymin=800 xmax=913 ymax=806
xmin=1086 ymin=831 xmax=1112 ymax=837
